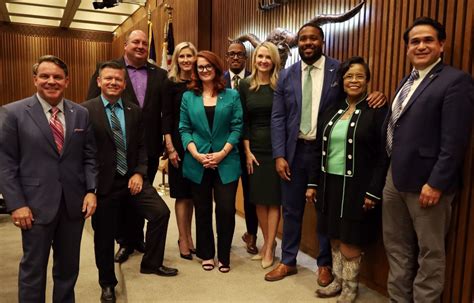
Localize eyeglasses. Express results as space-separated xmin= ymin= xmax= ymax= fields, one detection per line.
xmin=343 ymin=74 xmax=366 ymax=81
xmin=226 ymin=51 xmax=246 ymax=59
xmin=197 ymin=64 xmax=214 ymax=73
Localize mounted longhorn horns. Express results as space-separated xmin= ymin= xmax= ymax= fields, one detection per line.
xmin=230 ymin=1 xmax=365 ymax=67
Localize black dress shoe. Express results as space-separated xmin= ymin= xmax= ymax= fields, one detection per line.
xmin=177 ymin=240 xmax=192 ymax=260
xmin=180 ymin=252 xmax=193 ymax=260
xmin=114 ymin=247 xmax=133 ymax=263
xmin=140 ymin=265 xmax=178 ymax=276
xmin=100 ymin=286 xmax=116 ymax=302
xmin=135 ymin=241 xmax=146 ymax=253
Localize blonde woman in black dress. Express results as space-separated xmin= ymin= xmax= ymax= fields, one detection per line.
xmin=239 ymin=42 xmax=281 ymax=269
xmin=162 ymin=42 xmax=198 ymax=260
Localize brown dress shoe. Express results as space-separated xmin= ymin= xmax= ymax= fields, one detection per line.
xmin=242 ymin=232 xmax=258 ymax=255
xmin=264 ymin=263 xmax=297 ymax=281
xmin=318 ymin=266 xmax=334 ymax=287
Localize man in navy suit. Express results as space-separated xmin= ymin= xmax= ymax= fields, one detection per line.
xmin=382 ymin=17 xmax=473 ymax=302
xmin=223 ymin=41 xmax=258 ymax=254
xmin=266 ymin=23 xmax=385 ymax=285
xmin=0 ymin=55 xmax=98 ymax=303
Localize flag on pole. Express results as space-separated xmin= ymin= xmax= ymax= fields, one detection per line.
xmin=148 ymin=20 xmax=156 ymax=63
xmin=160 ymin=18 xmax=175 ymax=71
xmin=166 ymin=21 xmax=175 ymax=67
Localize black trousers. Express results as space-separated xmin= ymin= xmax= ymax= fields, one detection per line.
xmin=239 ymin=141 xmax=258 ymax=236
xmin=19 ymin=199 xmax=84 ymax=303
xmin=116 ymin=156 xmax=159 ymax=249
xmin=92 ymin=175 xmax=170 ymax=287
xmin=191 ymin=169 xmax=238 ymax=266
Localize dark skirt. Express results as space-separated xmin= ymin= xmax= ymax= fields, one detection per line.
xmin=248 ymin=151 xmax=281 ymax=206
xmin=168 ymin=160 xmax=192 ymax=199
xmin=317 ymin=173 xmax=380 ymax=246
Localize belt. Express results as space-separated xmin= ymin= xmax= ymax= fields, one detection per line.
xmin=297 ymin=138 xmax=316 ymax=144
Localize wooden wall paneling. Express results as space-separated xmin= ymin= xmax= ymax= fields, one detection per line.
xmin=0 ymin=24 xmax=112 ymax=105
xmin=462 ymin=0 xmax=473 ymax=72
xmin=111 ymin=0 xmax=199 ymax=67
xmin=207 ymin=0 xmax=474 ymax=299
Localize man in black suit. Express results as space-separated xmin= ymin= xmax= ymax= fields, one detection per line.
xmin=87 ymin=29 xmax=168 ymax=263
xmin=83 ymin=61 xmax=177 ymax=302
xmin=223 ymin=41 xmax=258 ymax=255
xmin=382 ymin=17 xmax=473 ymax=302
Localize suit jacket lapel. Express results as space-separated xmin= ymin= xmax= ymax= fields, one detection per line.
xmin=399 ymin=63 xmax=443 ymax=118
xmin=212 ymin=93 xmax=225 ymax=136
xmin=25 ymin=96 xmax=57 ymax=153
xmin=120 ymin=57 xmax=140 ymax=106
xmin=320 ymin=58 xmax=338 ymax=108
xmin=143 ymin=63 xmax=156 ymax=108
xmin=62 ymin=100 xmax=76 ymax=155
xmin=195 ymin=94 xmax=212 ymax=137
xmin=123 ymin=103 xmax=133 ymax=146
xmin=291 ymin=62 xmax=303 ymax=108
xmin=92 ymin=97 xmax=115 ymax=142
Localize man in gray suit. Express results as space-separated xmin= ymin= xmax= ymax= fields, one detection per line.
xmin=0 ymin=55 xmax=98 ymax=303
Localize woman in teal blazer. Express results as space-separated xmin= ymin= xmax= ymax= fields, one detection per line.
xmin=179 ymin=50 xmax=242 ymax=273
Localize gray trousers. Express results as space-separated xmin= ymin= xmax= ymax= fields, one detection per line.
xmin=382 ymin=166 xmax=454 ymax=303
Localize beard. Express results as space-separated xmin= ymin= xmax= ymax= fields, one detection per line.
xmin=298 ymin=46 xmax=323 ymax=65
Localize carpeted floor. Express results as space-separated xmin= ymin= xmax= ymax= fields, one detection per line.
xmin=0 ymin=187 xmax=387 ymax=302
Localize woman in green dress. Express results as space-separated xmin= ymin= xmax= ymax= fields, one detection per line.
xmin=239 ymin=42 xmax=281 ymax=269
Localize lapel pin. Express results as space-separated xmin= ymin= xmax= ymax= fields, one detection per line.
xmin=329 ymin=68 xmax=335 ymax=72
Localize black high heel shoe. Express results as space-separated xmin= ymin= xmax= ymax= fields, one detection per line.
xmin=178 ymin=240 xmax=193 ymax=260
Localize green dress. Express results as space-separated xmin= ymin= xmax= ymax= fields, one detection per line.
xmin=239 ymin=79 xmax=281 ymax=205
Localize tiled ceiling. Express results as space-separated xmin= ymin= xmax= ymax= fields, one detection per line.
xmin=0 ymin=0 xmax=145 ymax=32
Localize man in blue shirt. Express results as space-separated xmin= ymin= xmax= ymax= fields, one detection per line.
xmin=82 ymin=61 xmax=177 ymax=303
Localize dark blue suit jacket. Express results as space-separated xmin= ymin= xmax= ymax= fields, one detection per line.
xmin=271 ymin=56 xmax=343 ymax=166
xmin=0 ymin=95 xmax=98 ymax=224
xmin=382 ymin=62 xmax=474 ymax=193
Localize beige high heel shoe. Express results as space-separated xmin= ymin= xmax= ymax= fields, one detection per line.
xmin=251 ymin=254 xmax=263 ymax=261
xmin=261 ymin=242 xmax=277 ymax=269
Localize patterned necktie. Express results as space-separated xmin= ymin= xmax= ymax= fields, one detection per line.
xmin=232 ymin=74 xmax=240 ymax=90
xmin=49 ymin=107 xmax=64 ymax=153
xmin=300 ymin=65 xmax=314 ymax=134
xmin=386 ymin=69 xmax=420 ymax=156
xmin=109 ymin=104 xmax=128 ymax=176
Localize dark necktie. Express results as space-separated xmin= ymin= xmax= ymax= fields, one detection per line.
xmin=109 ymin=104 xmax=128 ymax=175
xmin=232 ymin=74 xmax=240 ymax=89
xmin=49 ymin=107 xmax=64 ymax=153
xmin=386 ymin=69 xmax=420 ymax=156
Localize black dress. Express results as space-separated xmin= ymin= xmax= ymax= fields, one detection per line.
xmin=162 ymin=80 xmax=192 ymax=199
xmin=239 ymin=79 xmax=281 ymax=206
xmin=308 ymin=98 xmax=388 ymax=246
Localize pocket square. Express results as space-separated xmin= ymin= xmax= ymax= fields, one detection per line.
xmin=74 ymin=128 xmax=84 ymax=132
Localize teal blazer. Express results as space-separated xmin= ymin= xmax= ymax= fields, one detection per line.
xmin=179 ymin=89 xmax=243 ymax=184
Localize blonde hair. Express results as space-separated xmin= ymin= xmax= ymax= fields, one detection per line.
xmin=168 ymin=41 xmax=198 ymax=83
xmin=249 ymin=42 xmax=281 ymax=91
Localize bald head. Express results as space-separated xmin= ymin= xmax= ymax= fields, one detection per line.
xmin=124 ymin=30 xmax=149 ymax=67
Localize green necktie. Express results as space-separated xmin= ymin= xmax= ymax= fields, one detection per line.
xmin=300 ymin=65 xmax=314 ymax=134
